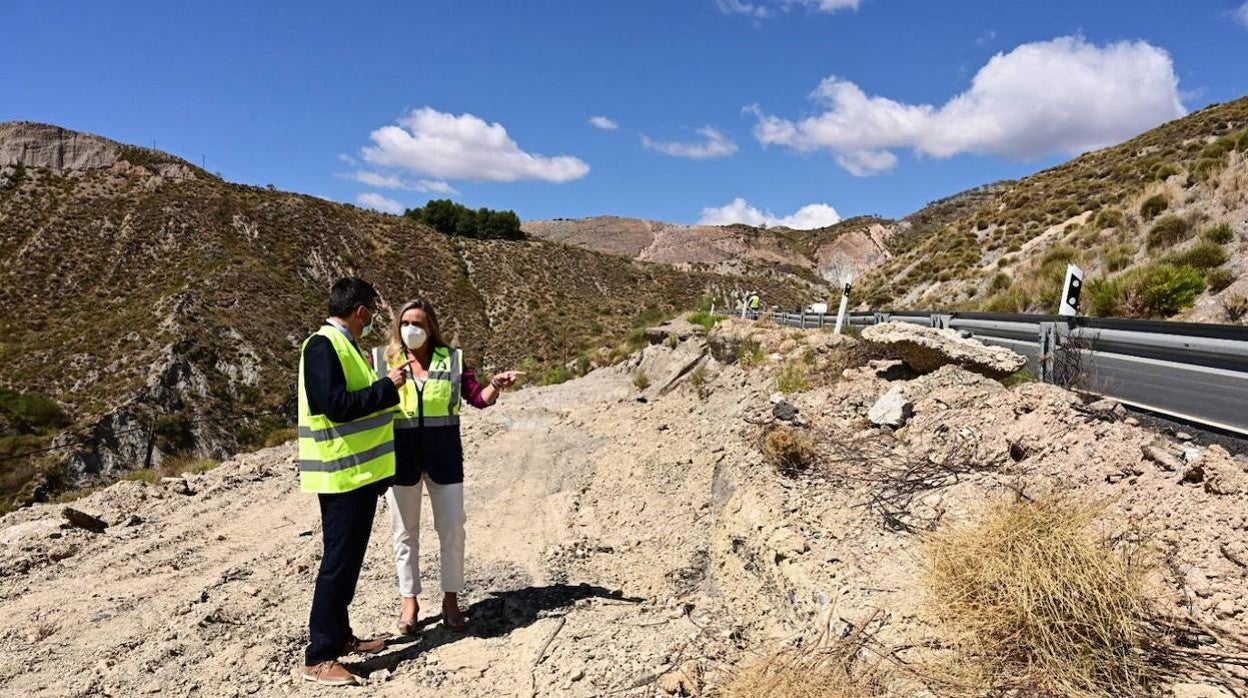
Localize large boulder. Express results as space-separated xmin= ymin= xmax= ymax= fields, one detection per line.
xmin=861 ymin=322 xmax=1027 ymax=378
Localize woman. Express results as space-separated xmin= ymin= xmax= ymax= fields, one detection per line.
xmin=375 ymin=298 xmax=522 ymax=634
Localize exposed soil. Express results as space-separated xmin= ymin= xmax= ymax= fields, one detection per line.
xmin=2 ymin=323 xmax=1246 ymax=697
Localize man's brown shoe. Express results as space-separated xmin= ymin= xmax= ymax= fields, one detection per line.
xmin=343 ymin=636 xmax=386 ymax=654
xmin=301 ymin=661 xmax=363 ymax=686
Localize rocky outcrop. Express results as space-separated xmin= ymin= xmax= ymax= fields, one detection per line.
xmin=0 ymin=121 xmax=195 ymax=174
xmin=0 ymin=122 xmax=122 ymax=171
xmin=861 ymin=321 xmax=1027 ymax=378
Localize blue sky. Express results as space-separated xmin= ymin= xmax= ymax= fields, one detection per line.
xmin=4 ymin=1 xmax=1248 ymax=228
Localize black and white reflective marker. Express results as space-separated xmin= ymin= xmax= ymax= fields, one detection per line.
xmin=1059 ymin=264 xmax=1084 ymax=317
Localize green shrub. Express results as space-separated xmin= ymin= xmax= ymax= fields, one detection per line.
xmin=739 ymin=338 xmax=765 ymax=368
xmin=775 ymin=363 xmax=811 ymax=393
xmin=983 ymin=287 xmax=1029 ymax=313
xmin=989 ymin=273 xmax=1011 ymax=293
xmin=161 ymin=453 xmax=221 ymax=476
xmin=1224 ymin=294 xmax=1248 ymax=322
xmin=631 ymin=305 xmax=667 ymax=328
xmin=1089 ymin=264 xmax=1205 ymax=318
xmin=1088 ymin=276 xmax=1125 ymax=316
xmin=1040 ymin=244 xmax=1080 ymax=268
xmin=1202 ymin=223 xmax=1235 ymax=244
xmin=688 ymin=311 xmax=727 ymax=330
xmin=1188 ymin=158 xmax=1223 ymax=184
xmin=1206 ymin=268 xmax=1236 ymax=293
xmin=632 ymin=371 xmax=650 ymax=391
xmin=1199 ymin=138 xmax=1233 ymax=160
xmin=1164 ymin=242 xmax=1227 ymax=270
xmin=1138 ymin=194 xmax=1168 ymax=220
xmin=121 ymin=469 xmax=161 ymax=484
xmin=0 ymin=389 xmax=70 ymax=432
xmin=1104 ymin=244 xmax=1136 ymax=272
xmin=263 ymin=426 xmax=297 ymax=448
xmin=1146 ymin=215 xmax=1191 ymax=249
xmin=688 ymin=364 xmax=708 ymax=394
xmin=1149 ymin=162 xmax=1180 ymax=181
xmin=539 ymin=364 xmax=574 ymax=386
xmin=154 ymin=414 xmax=193 ymax=452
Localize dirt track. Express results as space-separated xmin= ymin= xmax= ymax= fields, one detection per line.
xmin=0 ymin=341 xmax=755 ymax=697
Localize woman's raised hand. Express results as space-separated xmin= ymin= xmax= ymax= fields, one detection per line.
xmin=491 ymin=370 xmax=525 ymax=389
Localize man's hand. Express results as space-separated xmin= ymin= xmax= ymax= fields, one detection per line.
xmin=388 ymin=359 xmax=417 ymax=388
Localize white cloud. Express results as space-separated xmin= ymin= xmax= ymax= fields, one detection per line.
xmin=361 ymin=107 xmax=590 ymax=183
xmin=356 ymin=192 xmax=404 ymax=214
xmin=717 ymin=0 xmax=859 ymax=17
xmin=698 ymin=197 xmax=842 ymax=229
xmin=413 ymin=179 xmax=459 ymax=195
xmin=715 ymin=0 xmax=772 ymax=18
xmin=1234 ymin=2 xmax=1248 ymax=27
xmin=589 ymin=116 xmax=619 ymax=130
xmin=642 ymin=127 xmax=739 ymax=159
xmin=351 ymin=170 xmax=405 ymax=188
xmin=337 ymin=153 xmax=357 ymax=165
xmin=347 ymin=170 xmax=460 ymax=195
xmin=751 ymin=36 xmax=1186 ymax=176
xmin=835 ymin=149 xmax=898 ymax=176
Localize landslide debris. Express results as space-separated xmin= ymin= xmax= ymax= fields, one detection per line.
xmin=0 ymin=320 xmax=1244 ymax=697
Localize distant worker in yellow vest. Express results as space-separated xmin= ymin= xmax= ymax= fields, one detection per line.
xmin=377 ymin=298 xmax=523 ymax=636
xmin=749 ymin=292 xmax=761 ymax=311
xmin=297 ymin=277 xmax=413 ymax=687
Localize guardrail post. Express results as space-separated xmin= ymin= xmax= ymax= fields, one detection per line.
xmin=799 ymin=309 xmax=806 ymax=329
xmin=1038 ymin=322 xmax=1055 ymax=383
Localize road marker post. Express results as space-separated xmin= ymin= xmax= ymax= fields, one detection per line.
xmin=1059 ymin=264 xmax=1084 ymax=317
xmin=833 ymin=279 xmax=853 ymax=335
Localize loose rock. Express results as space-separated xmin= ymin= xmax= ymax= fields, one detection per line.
xmin=861 ymin=322 xmax=1027 ymax=378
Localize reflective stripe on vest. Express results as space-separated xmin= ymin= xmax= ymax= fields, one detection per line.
xmin=390 ymin=346 xmax=462 ymax=431
xmin=296 ymin=325 xmax=396 ymax=493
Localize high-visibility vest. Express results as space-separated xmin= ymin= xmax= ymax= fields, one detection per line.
xmin=297 ymin=325 xmax=396 ymax=493
xmin=381 ymin=345 xmax=463 ymax=430
xmin=749 ymin=294 xmax=761 ymax=309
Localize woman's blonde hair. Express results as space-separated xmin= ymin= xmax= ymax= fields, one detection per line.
xmin=384 ymin=298 xmax=450 ymax=365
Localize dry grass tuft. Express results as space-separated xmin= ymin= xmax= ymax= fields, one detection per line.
xmin=720 ymin=647 xmax=888 ymax=698
xmin=762 ymin=426 xmax=817 ymax=475
xmin=721 ymin=615 xmax=892 ymax=698
xmin=924 ymin=495 xmax=1160 ymax=697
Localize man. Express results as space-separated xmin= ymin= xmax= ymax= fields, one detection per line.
xmin=297 ymin=277 xmax=413 ymax=686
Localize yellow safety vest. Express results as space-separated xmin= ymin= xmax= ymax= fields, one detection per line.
xmin=382 ymin=345 xmax=463 ymax=430
xmin=297 ymin=325 xmax=396 ymax=493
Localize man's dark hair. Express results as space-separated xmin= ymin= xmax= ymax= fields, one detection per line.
xmin=327 ymin=277 xmax=379 ymax=318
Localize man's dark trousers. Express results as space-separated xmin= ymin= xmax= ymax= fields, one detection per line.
xmin=305 ymin=480 xmax=387 ymax=665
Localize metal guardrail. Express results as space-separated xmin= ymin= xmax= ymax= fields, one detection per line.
xmin=746 ymin=308 xmax=1248 ymax=436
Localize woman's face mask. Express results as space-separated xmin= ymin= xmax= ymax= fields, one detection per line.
xmin=401 ymin=324 xmax=427 ymax=349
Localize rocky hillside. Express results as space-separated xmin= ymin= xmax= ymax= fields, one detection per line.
xmin=529 ymin=98 xmax=1248 ymax=326
xmin=854 ymin=97 xmax=1248 ymax=322
xmin=523 ymin=215 xmax=893 ymax=285
xmin=1 ymin=319 xmax=1244 ymax=696
xmin=0 ymin=122 xmax=828 ymax=511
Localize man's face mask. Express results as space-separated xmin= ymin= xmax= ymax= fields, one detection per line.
xmin=360 ymin=305 xmax=379 ymax=338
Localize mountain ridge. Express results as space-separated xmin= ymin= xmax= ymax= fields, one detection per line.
xmin=0 ymin=122 xmax=827 ymax=511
